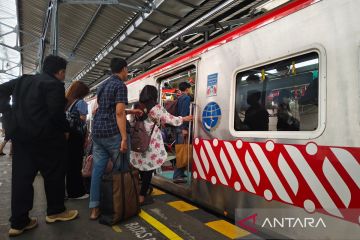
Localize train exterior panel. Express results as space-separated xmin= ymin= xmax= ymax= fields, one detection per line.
xmin=111 ymin=0 xmax=360 ymax=238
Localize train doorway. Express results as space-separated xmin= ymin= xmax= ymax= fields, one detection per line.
xmin=153 ymin=64 xmax=197 ymax=192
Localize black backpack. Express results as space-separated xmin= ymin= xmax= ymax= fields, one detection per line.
xmin=66 ymin=100 xmax=86 ymax=136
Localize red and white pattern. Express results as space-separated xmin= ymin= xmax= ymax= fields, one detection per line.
xmin=193 ymin=138 xmax=360 ymax=224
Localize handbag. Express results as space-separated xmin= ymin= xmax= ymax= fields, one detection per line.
xmin=81 ymin=155 xmax=113 ymax=178
xmin=175 ymin=139 xmax=193 ymax=168
xmin=99 ymin=153 xmax=140 ymax=226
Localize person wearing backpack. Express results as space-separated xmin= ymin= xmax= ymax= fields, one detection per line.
xmin=65 ymin=81 xmax=90 ymax=200
xmin=173 ymin=82 xmax=192 ymax=183
xmin=130 ymin=85 xmax=193 ymax=205
xmin=0 ymin=55 xmax=79 ymax=237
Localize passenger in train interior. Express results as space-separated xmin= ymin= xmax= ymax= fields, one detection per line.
xmin=0 ymin=55 xmax=79 ymax=237
xmin=65 ymin=81 xmax=90 ymax=200
xmin=277 ymin=89 xmax=300 ymax=131
xmin=90 ymin=58 xmax=129 ymax=220
xmin=244 ymin=90 xmax=269 ymax=131
xmin=130 ymin=85 xmax=193 ymax=205
xmin=173 ymin=81 xmax=192 ymax=183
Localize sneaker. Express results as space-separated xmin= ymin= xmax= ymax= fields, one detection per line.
xmin=9 ymin=217 xmax=38 ymax=237
xmin=45 ymin=210 xmax=79 ymax=223
xmin=69 ymin=194 xmax=89 ymax=200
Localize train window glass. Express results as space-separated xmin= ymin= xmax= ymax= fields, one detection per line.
xmin=234 ymin=52 xmax=319 ymax=132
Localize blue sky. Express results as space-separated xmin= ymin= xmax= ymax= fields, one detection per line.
xmin=0 ymin=0 xmax=21 ymax=83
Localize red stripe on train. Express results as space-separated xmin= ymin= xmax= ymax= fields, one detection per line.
xmin=192 ymin=138 xmax=360 ymax=224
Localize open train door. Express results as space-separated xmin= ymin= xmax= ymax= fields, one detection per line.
xmin=152 ymin=62 xmax=198 ymax=197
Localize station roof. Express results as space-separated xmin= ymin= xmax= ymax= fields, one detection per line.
xmin=17 ymin=0 xmax=290 ymax=88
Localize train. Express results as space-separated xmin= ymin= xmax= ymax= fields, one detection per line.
xmin=87 ymin=0 xmax=360 ymax=238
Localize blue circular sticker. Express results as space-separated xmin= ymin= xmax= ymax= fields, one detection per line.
xmin=202 ymin=102 xmax=221 ymax=132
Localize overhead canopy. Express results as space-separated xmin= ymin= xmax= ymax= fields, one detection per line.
xmin=16 ymin=0 xmax=290 ymax=87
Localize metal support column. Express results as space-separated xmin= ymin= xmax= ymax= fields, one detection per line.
xmin=37 ymin=0 xmax=55 ymax=72
xmin=50 ymin=0 xmax=59 ymax=56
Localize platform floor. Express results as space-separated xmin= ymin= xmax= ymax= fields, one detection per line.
xmin=0 ymin=144 xmax=262 ymax=240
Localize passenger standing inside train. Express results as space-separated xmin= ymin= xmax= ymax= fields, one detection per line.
xmin=89 ymin=58 xmax=129 ymax=220
xmin=244 ymin=90 xmax=269 ymax=131
xmin=173 ymin=82 xmax=192 ymax=183
xmin=277 ymin=89 xmax=300 ymax=131
xmin=65 ymin=81 xmax=90 ymax=199
xmin=0 ymin=55 xmax=79 ymax=237
xmin=130 ymin=85 xmax=193 ymax=205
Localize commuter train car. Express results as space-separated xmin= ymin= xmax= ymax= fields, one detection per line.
xmin=90 ymin=0 xmax=360 ymax=238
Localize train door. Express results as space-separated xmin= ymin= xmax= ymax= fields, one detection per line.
xmin=155 ymin=65 xmax=197 ymax=187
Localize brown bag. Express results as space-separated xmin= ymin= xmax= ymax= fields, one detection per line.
xmin=175 ymin=143 xmax=193 ymax=168
xmin=99 ymin=154 xmax=140 ymax=226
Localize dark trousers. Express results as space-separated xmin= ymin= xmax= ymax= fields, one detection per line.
xmin=66 ymin=133 xmax=86 ymax=198
xmin=10 ymin=136 xmax=66 ymax=229
xmin=139 ymin=170 xmax=153 ymax=196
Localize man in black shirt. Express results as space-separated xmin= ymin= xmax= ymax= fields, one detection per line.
xmin=0 ymin=55 xmax=79 ymax=237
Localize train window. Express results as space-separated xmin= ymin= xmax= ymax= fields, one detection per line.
xmin=234 ymin=52 xmax=319 ymax=132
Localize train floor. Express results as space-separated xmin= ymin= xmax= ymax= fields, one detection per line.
xmin=0 ymin=144 xmax=263 ymax=240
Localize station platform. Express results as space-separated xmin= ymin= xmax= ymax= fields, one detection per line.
xmin=0 ymin=149 xmax=261 ymax=240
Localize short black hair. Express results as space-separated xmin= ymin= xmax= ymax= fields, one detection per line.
xmin=43 ymin=55 xmax=67 ymax=77
xmin=178 ymin=82 xmax=191 ymax=91
xmin=110 ymin=58 xmax=127 ymax=74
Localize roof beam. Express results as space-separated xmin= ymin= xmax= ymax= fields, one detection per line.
xmin=173 ymin=0 xmax=198 ymax=9
xmin=144 ymin=19 xmax=168 ymax=29
xmin=59 ymin=0 xmax=152 ymax=13
xmin=129 ymin=0 xmax=239 ymax=66
xmin=154 ymin=9 xmax=182 ymax=20
xmin=71 ymin=5 xmax=103 ymax=54
xmin=159 ymin=17 xmax=250 ymax=39
xmin=73 ymin=0 xmax=166 ymax=81
xmin=136 ymin=27 xmax=159 ymax=36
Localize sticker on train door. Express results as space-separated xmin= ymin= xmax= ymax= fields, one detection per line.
xmin=207 ymin=73 xmax=218 ymax=97
xmin=202 ymin=102 xmax=221 ymax=132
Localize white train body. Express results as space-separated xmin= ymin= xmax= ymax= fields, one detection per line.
xmin=93 ymin=0 xmax=360 ymax=238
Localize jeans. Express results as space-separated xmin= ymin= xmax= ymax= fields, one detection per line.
xmin=89 ymin=134 xmax=129 ymax=208
xmin=173 ymin=127 xmax=186 ymax=179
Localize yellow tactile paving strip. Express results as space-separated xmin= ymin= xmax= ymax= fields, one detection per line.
xmin=152 ymin=188 xmax=251 ymax=239
xmin=167 ymin=200 xmax=199 ymax=212
xmin=151 ymin=188 xmax=166 ymax=196
xmin=206 ymin=220 xmax=251 ymax=239
xmin=139 ymin=209 xmax=183 ymax=240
